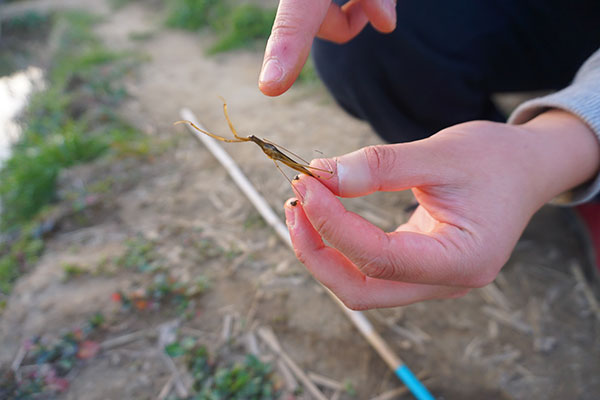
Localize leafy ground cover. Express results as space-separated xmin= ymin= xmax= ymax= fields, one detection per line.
xmin=0 ymin=313 xmax=105 ymax=398
xmin=0 ymin=11 xmax=149 ymax=299
xmin=165 ymin=0 xmax=275 ymax=54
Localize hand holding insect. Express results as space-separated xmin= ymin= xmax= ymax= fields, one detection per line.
xmin=285 ymin=110 xmax=600 ymax=309
xmin=259 ymin=0 xmax=397 ymax=96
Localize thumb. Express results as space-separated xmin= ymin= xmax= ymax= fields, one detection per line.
xmin=312 ymin=142 xmax=443 ymax=197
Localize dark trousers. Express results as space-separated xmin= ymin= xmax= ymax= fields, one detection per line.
xmin=313 ymin=0 xmax=600 ymax=143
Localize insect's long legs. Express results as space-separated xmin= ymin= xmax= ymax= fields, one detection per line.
xmin=272 ymin=160 xmax=294 ymax=186
xmin=174 ymin=120 xmax=248 ymax=143
xmin=176 ymin=99 xmax=334 ymax=181
xmin=219 ymin=97 xmax=247 ymax=141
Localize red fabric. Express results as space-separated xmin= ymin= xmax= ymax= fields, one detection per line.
xmin=575 ymin=203 xmax=600 ymax=271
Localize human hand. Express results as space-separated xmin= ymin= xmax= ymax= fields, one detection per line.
xmin=259 ymin=0 xmax=397 ymax=96
xmin=284 ymin=110 xmax=600 ymax=309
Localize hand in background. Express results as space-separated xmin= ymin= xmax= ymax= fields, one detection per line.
xmin=259 ymin=0 xmax=397 ymax=96
xmin=284 ymin=110 xmax=600 ymax=309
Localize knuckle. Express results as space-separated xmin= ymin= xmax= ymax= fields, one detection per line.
xmin=363 ymin=145 xmax=397 ymax=180
xmin=312 ymin=214 xmax=339 ymax=238
xmin=293 ymin=247 xmax=309 ymax=265
xmin=270 ymin=20 xmax=299 ymax=38
xmin=270 ymin=12 xmax=311 ymax=42
xmin=359 ymin=255 xmax=398 ymax=280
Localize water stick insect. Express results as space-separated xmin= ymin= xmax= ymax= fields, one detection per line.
xmin=174 ymin=100 xmax=333 ymax=183
xmin=175 ymin=101 xmax=332 ymax=181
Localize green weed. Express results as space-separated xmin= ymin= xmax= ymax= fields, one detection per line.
xmin=165 ymin=0 xmax=275 ymax=54
xmin=208 ymin=4 xmax=275 ymax=54
xmin=128 ymin=30 xmax=156 ymax=41
xmin=114 ymin=273 xmax=210 ymax=314
xmin=1 ymin=10 xmax=50 ymax=35
xmin=0 ymin=11 xmax=147 ymax=295
xmin=109 ymin=0 xmax=137 ymax=9
xmin=165 ymin=0 xmax=227 ymax=31
xmin=0 ymin=12 xmax=144 ymax=229
xmin=62 ymin=263 xmax=87 ymax=281
xmin=118 ymin=237 xmax=161 ymax=272
xmin=0 ymin=224 xmax=44 ymax=296
xmin=167 ymin=341 xmax=278 ymax=399
xmin=0 ymin=316 xmax=103 ymax=398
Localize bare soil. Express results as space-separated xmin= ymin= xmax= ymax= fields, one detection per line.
xmin=1 ymin=1 xmax=599 ymax=399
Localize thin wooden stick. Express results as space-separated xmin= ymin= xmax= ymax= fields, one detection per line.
xmin=157 ymin=376 xmax=175 ymax=400
xmin=179 ymin=108 xmax=435 ymax=400
xmin=11 ymin=345 xmax=27 ymax=372
xmin=277 ymin=359 xmax=299 ymax=392
xmin=258 ymin=327 xmax=328 ymax=400
xmin=159 ymin=352 xmax=189 ymax=398
xmin=481 ymin=306 xmax=532 ymax=335
xmin=100 ymin=329 xmax=149 ymax=350
xmin=308 ymin=371 xmax=343 ymax=391
xmin=369 ymin=386 xmax=411 ymax=400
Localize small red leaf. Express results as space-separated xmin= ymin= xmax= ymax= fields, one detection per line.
xmin=77 ymin=340 xmax=100 ymax=360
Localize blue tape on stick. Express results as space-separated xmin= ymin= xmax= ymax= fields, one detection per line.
xmin=395 ymin=365 xmax=435 ymax=400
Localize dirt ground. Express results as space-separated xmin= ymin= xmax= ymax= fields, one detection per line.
xmin=1 ymin=1 xmax=599 ymax=399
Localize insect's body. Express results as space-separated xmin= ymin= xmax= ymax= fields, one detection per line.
xmin=248 ymin=135 xmax=315 ymax=177
xmin=175 ymin=100 xmax=331 ymax=181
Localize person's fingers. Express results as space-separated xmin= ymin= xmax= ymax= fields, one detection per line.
xmin=316 ymin=2 xmax=369 ymax=44
xmin=260 ymin=0 xmax=397 ymax=96
xmin=291 ymin=177 xmax=488 ymax=287
xmin=358 ymin=0 xmax=397 ymax=33
xmin=259 ymin=0 xmax=331 ymax=97
xmin=311 ymin=141 xmax=449 ymax=197
xmin=284 ymin=198 xmax=467 ymax=309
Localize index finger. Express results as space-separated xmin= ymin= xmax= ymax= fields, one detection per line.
xmin=259 ymin=0 xmax=331 ymax=96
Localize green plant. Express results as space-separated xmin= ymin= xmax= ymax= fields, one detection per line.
xmin=165 ymin=1 xmax=276 ymax=54
xmin=0 ymin=256 xmax=19 ymax=295
xmin=1 ymin=10 xmax=50 ymax=36
xmin=117 ymin=237 xmax=160 ymax=272
xmin=0 ymin=224 xmax=44 ymax=296
xmin=109 ymin=0 xmax=137 ymax=9
xmin=171 ymin=343 xmax=278 ymax=399
xmin=0 ymin=121 xmax=109 ymax=227
xmin=0 ymin=10 xmax=147 ymax=295
xmin=165 ymin=0 xmax=226 ymax=31
xmin=0 ymin=316 xmax=102 ymax=398
xmin=114 ymin=272 xmax=210 ymax=314
xmin=208 ymin=4 xmax=275 ymax=54
xmin=62 ymin=263 xmax=87 ymax=280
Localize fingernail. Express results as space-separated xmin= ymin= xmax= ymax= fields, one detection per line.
xmin=259 ymin=58 xmax=284 ymax=85
xmin=285 ymin=204 xmax=296 ymax=229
